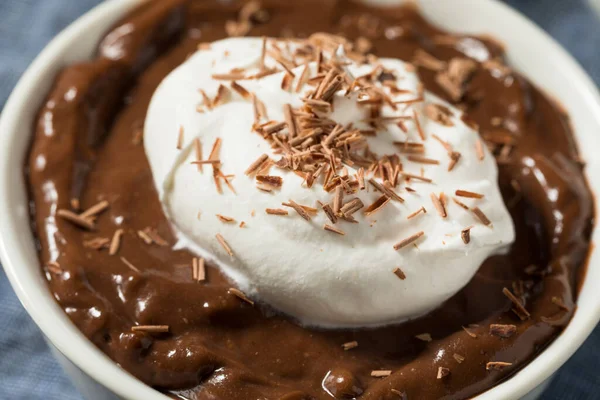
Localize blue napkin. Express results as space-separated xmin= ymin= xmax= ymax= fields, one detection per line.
xmin=0 ymin=1 xmax=598 ymax=399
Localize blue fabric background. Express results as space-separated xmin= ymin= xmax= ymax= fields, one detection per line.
xmin=0 ymin=0 xmax=599 ymax=399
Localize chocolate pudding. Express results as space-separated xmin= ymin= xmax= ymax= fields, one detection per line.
xmin=26 ymin=1 xmax=593 ymax=399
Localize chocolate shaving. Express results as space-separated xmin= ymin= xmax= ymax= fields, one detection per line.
xmin=472 ymin=207 xmax=492 ymax=226
xmin=283 ymin=104 xmax=297 ymax=138
xmin=448 ymin=151 xmax=461 ymax=171
xmin=213 ymin=84 xmax=231 ymax=106
xmin=342 ymin=341 xmax=358 ymax=350
xmin=46 ymin=261 xmax=63 ymax=275
xmin=208 ymin=138 xmax=222 ymax=161
xmin=502 ymin=287 xmax=531 ymax=320
xmin=489 ymin=324 xmax=517 ymax=338
xmin=357 ymin=168 xmax=365 ymax=190
xmin=393 ymin=231 xmax=424 ymax=251
xmin=259 ymin=36 xmax=267 ymax=70
xmin=199 ymin=89 xmax=213 ymax=109
xmin=393 ymin=267 xmax=406 ymax=280
xmin=452 ymin=197 xmax=470 ymax=210
xmin=394 ymin=141 xmax=425 ymax=153
xmin=413 ymin=110 xmax=426 ymax=140
xmin=321 ymin=203 xmax=338 ymax=224
xmin=276 ymin=59 xmax=296 ymax=79
xmin=256 ymin=184 xmax=272 ymax=192
xmin=216 ymin=234 xmax=234 ymax=257
xmin=192 ymin=257 xmax=206 ymax=282
xmin=216 ymin=214 xmax=236 ymax=223
xmin=120 ymin=257 xmax=140 ymax=274
xmin=407 ymin=155 xmax=439 ymax=165
xmin=282 ymin=200 xmax=312 ymax=221
xmin=80 ymin=200 xmax=110 ymax=219
xmin=435 ymin=58 xmax=477 ymax=102
xmin=340 ymin=198 xmax=364 ymax=216
xmin=251 ymin=93 xmax=262 ymax=124
xmin=461 ymin=226 xmax=472 ymax=244
xmin=315 ymin=69 xmax=337 ymax=99
xmin=453 ymin=353 xmax=465 ymax=363
xmin=425 ymin=103 xmax=454 ymax=127
xmin=109 ymin=229 xmax=124 ymax=256
xmin=475 ymin=139 xmax=485 ymax=161
xmin=249 ymin=67 xmax=279 ymax=80
xmin=320 ymin=75 xmax=345 ymax=103
xmin=456 ymin=190 xmax=484 ymax=199
xmin=371 ymin=370 xmax=392 ymax=378
xmin=266 ymin=208 xmax=288 ymax=216
xmin=228 ymin=288 xmax=254 ymax=305
xmin=193 ymin=138 xmax=203 ymax=172
xmin=295 ymin=63 xmax=311 ymax=92
xmin=192 ymin=160 xmax=222 ymax=166
xmin=369 ymin=179 xmax=404 ymax=202
xmin=245 ymin=154 xmax=269 ymax=176
xmin=364 ymin=195 xmax=390 ymax=216
xmin=146 ymin=228 xmax=168 ymax=246
xmin=486 ymin=362 xmax=513 ymax=371
xmin=436 ymin=367 xmax=450 ymax=379
xmin=191 ymin=258 xmax=198 ymax=281
xmin=256 ymin=175 xmax=283 ymax=187
xmin=400 ymin=172 xmax=432 ymax=183
xmin=431 ymin=134 xmax=453 ymax=152
xmin=217 ymin=170 xmax=237 ymax=194
xmin=231 ymin=81 xmax=251 ymax=99
xmin=303 ymin=98 xmax=331 ymax=113
xmin=430 ymin=193 xmax=447 ymax=218
xmin=57 ymin=209 xmax=95 ymax=231
xmin=462 ymin=325 xmax=478 ymax=338
xmin=131 ymin=325 xmax=169 ymax=333
xmin=324 ymin=224 xmax=345 ymax=235
xmin=439 ymin=192 xmax=447 ymax=208
xmin=83 ymin=237 xmax=110 ymax=250
xmin=281 ymin=72 xmax=294 ymax=91
xmin=394 ymin=96 xmax=424 ymax=105
xmin=137 ymin=230 xmax=153 ymax=245
xmin=413 ymin=49 xmax=446 ymax=71
xmin=333 ymin=186 xmax=344 ymax=214
xmin=299 ymin=204 xmax=318 ymax=215
xmin=407 ymin=206 xmax=426 ymax=220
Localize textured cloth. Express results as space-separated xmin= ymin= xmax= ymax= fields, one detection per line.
xmin=0 ymin=0 xmax=599 ymax=399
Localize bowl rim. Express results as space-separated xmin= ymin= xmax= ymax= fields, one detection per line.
xmin=1 ymin=0 xmax=599 ymax=399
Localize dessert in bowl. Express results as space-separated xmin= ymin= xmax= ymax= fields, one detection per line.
xmin=1 ymin=0 xmax=599 ymax=399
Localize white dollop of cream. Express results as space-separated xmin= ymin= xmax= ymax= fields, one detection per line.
xmin=144 ymin=37 xmax=515 ymax=328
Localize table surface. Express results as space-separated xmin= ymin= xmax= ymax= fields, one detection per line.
xmin=1 ymin=0 xmax=599 ymax=399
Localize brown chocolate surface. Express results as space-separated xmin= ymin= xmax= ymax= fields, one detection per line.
xmin=26 ymin=1 xmax=593 ymax=399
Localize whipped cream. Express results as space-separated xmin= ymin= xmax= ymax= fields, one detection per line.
xmin=144 ymin=37 xmax=515 ymax=327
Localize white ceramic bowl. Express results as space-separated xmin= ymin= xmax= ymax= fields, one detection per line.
xmin=1 ymin=0 xmax=599 ymax=399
